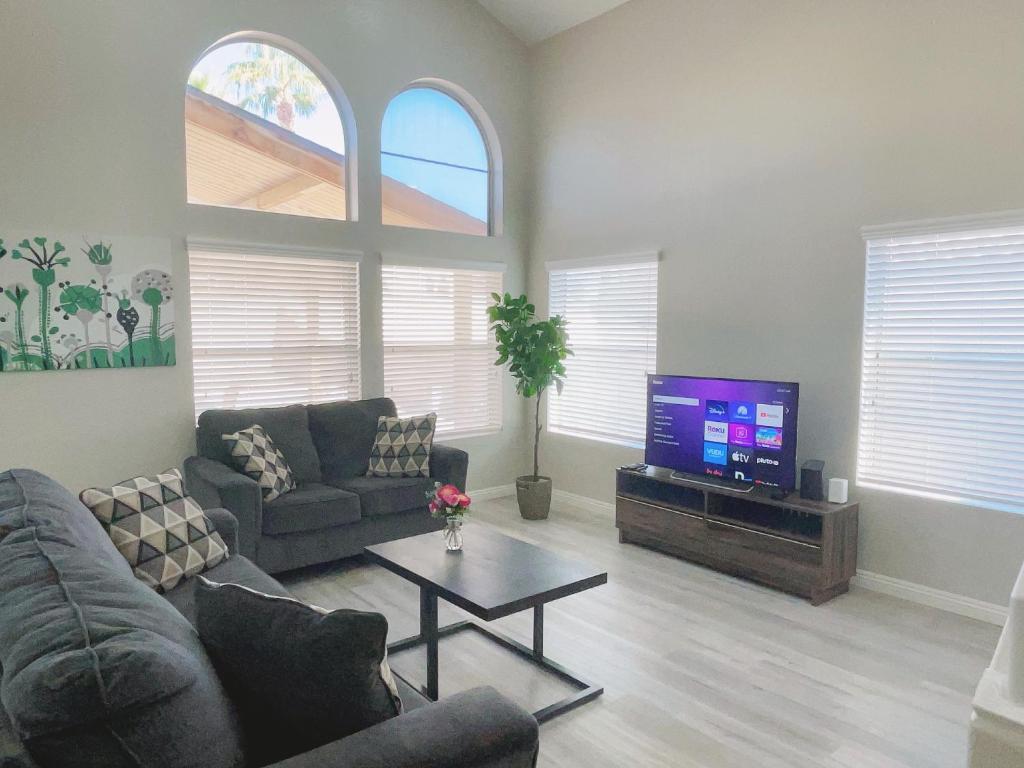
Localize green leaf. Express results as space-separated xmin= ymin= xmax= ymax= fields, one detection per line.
xmin=31 ymin=335 xmax=41 ymax=342
xmin=49 ymin=326 xmax=59 ymax=334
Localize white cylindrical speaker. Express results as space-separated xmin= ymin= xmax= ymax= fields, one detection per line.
xmin=828 ymin=478 xmax=849 ymax=504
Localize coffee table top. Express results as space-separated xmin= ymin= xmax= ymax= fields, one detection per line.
xmin=365 ymin=525 xmax=607 ymax=621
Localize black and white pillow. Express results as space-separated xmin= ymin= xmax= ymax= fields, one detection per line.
xmin=367 ymin=412 xmax=436 ymax=478
xmin=80 ymin=468 xmax=229 ymax=593
xmin=222 ymin=424 xmax=296 ymax=503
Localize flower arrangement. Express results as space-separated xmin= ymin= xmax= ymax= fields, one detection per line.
xmin=427 ymin=482 xmax=471 ymax=519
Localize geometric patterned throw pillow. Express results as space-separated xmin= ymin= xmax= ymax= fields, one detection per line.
xmin=79 ymin=468 xmax=229 ymax=593
xmin=366 ymin=412 xmax=436 ymax=478
xmin=221 ymin=424 xmax=297 ymax=503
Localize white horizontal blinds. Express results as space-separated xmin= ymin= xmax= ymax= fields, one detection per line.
xmin=189 ymin=249 xmax=360 ymax=418
xmin=859 ymin=223 xmax=1024 ymax=513
xmin=381 ymin=264 xmax=503 ymax=438
xmin=547 ymin=258 xmax=658 ymax=446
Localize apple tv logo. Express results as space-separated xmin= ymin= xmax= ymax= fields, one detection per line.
xmin=728 ymin=446 xmax=752 ymax=465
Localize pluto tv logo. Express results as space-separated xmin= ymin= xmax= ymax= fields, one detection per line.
xmin=754 ymin=451 xmax=781 ymax=483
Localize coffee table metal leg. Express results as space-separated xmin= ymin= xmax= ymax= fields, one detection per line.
xmin=420 ymin=586 xmax=439 ymax=700
xmin=533 ymin=604 xmax=544 ymax=658
xmin=388 ymin=601 xmax=602 ymax=721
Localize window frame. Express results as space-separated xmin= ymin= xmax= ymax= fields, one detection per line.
xmin=186 ymin=32 xmax=359 ymax=222
xmin=545 ymin=252 xmax=660 ymax=449
xmin=858 ymin=209 xmax=1024 ymax=515
xmin=380 ymin=79 xmax=503 ymax=237
xmin=380 ymin=256 xmax=505 ymax=440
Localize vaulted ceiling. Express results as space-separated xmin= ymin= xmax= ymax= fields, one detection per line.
xmin=477 ymin=0 xmax=632 ymax=45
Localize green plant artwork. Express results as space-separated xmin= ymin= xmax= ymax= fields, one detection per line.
xmin=0 ymin=232 xmax=175 ymax=372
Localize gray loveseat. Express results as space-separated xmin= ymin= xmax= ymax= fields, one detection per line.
xmin=185 ymin=397 xmax=467 ymax=574
xmin=0 ymin=468 xmax=539 ymax=768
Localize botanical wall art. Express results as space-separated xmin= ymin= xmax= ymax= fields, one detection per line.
xmin=0 ymin=233 xmax=175 ymax=372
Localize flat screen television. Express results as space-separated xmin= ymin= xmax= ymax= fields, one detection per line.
xmin=644 ymin=374 xmax=800 ymax=491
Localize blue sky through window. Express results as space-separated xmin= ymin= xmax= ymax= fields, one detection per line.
xmin=381 ymin=88 xmax=488 ymax=223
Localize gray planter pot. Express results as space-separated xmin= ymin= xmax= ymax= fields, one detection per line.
xmin=516 ymin=475 xmax=552 ymax=520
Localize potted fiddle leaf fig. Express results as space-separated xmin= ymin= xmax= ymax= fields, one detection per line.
xmin=488 ymin=292 xmax=571 ymax=520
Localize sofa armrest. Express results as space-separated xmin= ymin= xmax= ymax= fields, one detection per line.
xmin=184 ymin=456 xmax=262 ymax=559
xmin=204 ymin=507 xmax=239 ymax=553
xmin=430 ymin=444 xmax=468 ymax=490
xmin=267 ymin=687 xmax=538 ymax=768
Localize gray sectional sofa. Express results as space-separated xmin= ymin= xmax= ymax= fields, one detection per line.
xmin=185 ymin=397 xmax=467 ymax=574
xmin=0 ymin=468 xmax=539 ymax=768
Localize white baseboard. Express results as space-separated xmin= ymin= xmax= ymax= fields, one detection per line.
xmin=472 ymin=486 xmax=1007 ymax=626
xmin=851 ymin=570 xmax=1007 ymax=626
xmin=468 ymin=484 xmax=515 ymax=501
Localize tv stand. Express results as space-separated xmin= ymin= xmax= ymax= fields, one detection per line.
xmin=616 ymin=466 xmax=858 ymax=605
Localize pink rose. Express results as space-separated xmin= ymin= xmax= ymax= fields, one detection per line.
xmin=438 ymin=484 xmax=461 ymax=506
xmin=456 ymin=494 xmax=471 ymax=508
xmin=428 ymin=500 xmax=439 ymax=513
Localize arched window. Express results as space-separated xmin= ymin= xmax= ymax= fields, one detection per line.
xmin=381 ymin=84 xmax=498 ymax=236
xmin=186 ymin=37 xmax=352 ymax=221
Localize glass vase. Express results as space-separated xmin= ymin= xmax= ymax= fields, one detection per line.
xmin=443 ymin=516 xmax=464 ymax=551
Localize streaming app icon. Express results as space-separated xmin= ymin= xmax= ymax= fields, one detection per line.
xmin=733 ymin=470 xmax=752 ymax=482
xmin=755 ymin=426 xmax=783 ymax=449
xmin=728 ymin=445 xmax=752 ymax=468
xmin=728 ymin=401 xmax=755 ymax=424
xmin=756 ymin=403 xmax=784 ymax=427
xmin=703 ymin=421 xmax=728 ymax=443
xmin=703 ymin=442 xmax=728 ymax=466
xmin=728 ymin=423 xmax=754 ymax=446
xmin=754 ymin=451 xmax=781 ymax=483
xmin=705 ymin=400 xmax=728 ymax=419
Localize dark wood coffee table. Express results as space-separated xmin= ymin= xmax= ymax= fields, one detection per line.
xmin=365 ymin=525 xmax=608 ymax=722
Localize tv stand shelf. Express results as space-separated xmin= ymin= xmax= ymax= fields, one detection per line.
xmin=615 ymin=467 xmax=858 ymax=605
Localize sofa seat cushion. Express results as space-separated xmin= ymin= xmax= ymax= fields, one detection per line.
xmin=164 ymin=553 xmax=290 ymax=626
xmin=0 ymin=469 xmax=245 ymax=768
xmin=262 ymin=483 xmax=361 ymax=535
xmin=197 ymin=404 xmax=323 ymax=484
xmin=331 ymin=476 xmax=434 ymax=517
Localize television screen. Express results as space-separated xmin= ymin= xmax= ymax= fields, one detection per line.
xmin=644 ymin=374 xmax=800 ymax=490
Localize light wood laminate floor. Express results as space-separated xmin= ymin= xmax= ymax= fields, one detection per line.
xmin=279 ymin=495 xmax=998 ymax=768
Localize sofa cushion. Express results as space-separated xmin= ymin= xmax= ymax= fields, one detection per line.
xmin=331 ymin=475 xmax=434 ymax=517
xmin=196 ymin=579 xmax=401 ymax=764
xmin=79 ymin=468 xmax=229 ymax=593
xmin=164 ymin=553 xmax=290 ymax=626
xmin=0 ymin=469 xmax=245 ymax=768
xmin=307 ymin=398 xmax=397 ymax=482
xmin=221 ymin=424 xmax=297 ymax=503
xmin=262 ymin=483 xmax=361 ymax=535
xmin=0 ymin=467 xmax=129 ymax=577
xmin=367 ymin=413 xmax=437 ymax=478
xmin=197 ymin=404 xmax=322 ymax=484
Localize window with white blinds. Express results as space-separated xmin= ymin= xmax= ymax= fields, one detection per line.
xmin=189 ymin=245 xmax=361 ymax=419
xmin=859 ymin=218 xmax=1024 ymax=514
xmin=381 ymin=262 xmax=503 ymax=438
xmin=547 ymin=255 xmax=658 ymax=447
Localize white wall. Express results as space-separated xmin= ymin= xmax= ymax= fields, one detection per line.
xmin=527 ymin=0 xmax=1024 ymax=605
xmin=0 ymin=0 xmax=531 ymax=493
